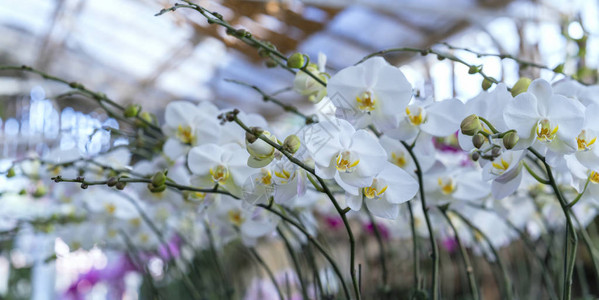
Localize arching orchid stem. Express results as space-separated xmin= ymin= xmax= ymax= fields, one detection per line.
xmin=439 ymin=209 xmax=479 ymax=300
xmin=51 ymin=176 xmax=239 ymax=198
xmin=527 ymin=147 xmax=578 ymax=300
xmin=364 ymin=205 xmax=389 ymax=294
xmin=224 ymin=79 xmax=318 ymax=124
xmin=357 ymin=48 xmax=502 ymax=91
xmin=0 ymin=65 xmax=163 ymax=134
xmin=407 ymin=201 xmax=422 ymax=290
xmin=567 ymin=177 xmax=590 ymax=208
xmin=451 ymin=210 xmax=513 ymax=300
xmin=258 ymin=204 xmax=351 ymax=299
xmin=159 ymin=1 xmax=327 ymax=87
xmin=277 ymin=227 xmax=310 ymax=300
xmin=249 ymin=247 xmax=284 ymax=300
xmin=232 ymin=114 xmax=360 ymax=299
xmin=477 ymin=116 xmax=500 ymax=134
xmin=464 ymin=203 xmax=559 ymax=300
xmin=523 ymin=162 xmax=550 ymax=185
xmin=401 ymin=140 xmax=439 ymax=300
xmin=571 ymin=213 xmax=599 ymax=288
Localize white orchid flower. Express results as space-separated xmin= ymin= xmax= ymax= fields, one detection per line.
xmin=503 ymin=79 xmax=584 ymax=155
xmin=327 ymin=57 xmax=413 ymax=130
xmin=188 ymin=143 xmax=254 ymax=198
xmin=346 ymin=163 xmax=418 ymax=219
xmin=304 ymin=118 xmax=387 ymax=195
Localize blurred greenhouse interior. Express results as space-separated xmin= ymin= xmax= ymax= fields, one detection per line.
xmin=1 ymin=0 xmax=599 ymax=299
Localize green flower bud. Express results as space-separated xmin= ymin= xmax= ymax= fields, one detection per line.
xmin=33 ymin=186 xmax=47 ymax=198
xmin=116 ymin=181 xmax=127 ymax=190
xmin=472 ymin=133 xmax=486 ymax=149
xmin=471 ymin=152 xmax=480 ymax=161
xmin=124 ymin=104 xmax=141 ymax=118
xmin=287 ymin=53 xmax=306 ymax=69
xmin=482 ymin=78 xmax=493 ymax=91
xmin=511 ymin=77 xmax=531 ymax=97
xmin=151 ymin=171 xmax=167 ymax=187
xmin=460 ymin=114 xmax=482 ymax=136
xmin=265 ymin=59 xmax=278 ymax=68
xmin=283 ymin=135 xmax=301 ymax=154
xmin=502 ymin=131 xmax=519 ymax=150
xmin=107 ymin=177 xmax=118 ymax=187
xmin=19 ymin=189 xmax=26 ymax=195
xmin=6 ymin=167 xmax=16 ymax=178
xmin=468 ymin=65 xmax=481 ymax=74
xmin=553 ymin=63 xmax=564 ymax=74
xmin=139 ymin=111 xmax=154 ymax=124
xmin=147 ymin=183 xmax=166 ymax=193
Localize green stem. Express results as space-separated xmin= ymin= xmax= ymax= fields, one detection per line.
xmin=407 ymin=201 xmax=422 ymax=290
xmin=277 ymin=227 xmax=310 ymax=300
xmin=527 ymin=147 xmax=578 ymax=300
xmin=452 ymin=210 xmax=513 ymax=300
xmin=258 ymin=205 xmax=350 ymax=299
xmin=401 ymin=141 xmax=439 ymax=300
xmin=523 ymin=162 xmax=550 ymax=184
xmin=571 ymin=213 xmax=599 ymax=288
xmin=232 ymin=114 xmax=359 ymax=299
xmin=249 ymin=247 xmax=284 ymax=300
xmin=439 ymin=209 xmax=479 ymax=300
xmin=224 ymin=79 xmax=317 ymax=124
xmin=365 ymin=206 xmax=389 ymax=294
xmin=161 ymin=2 xmax=327 ymax=87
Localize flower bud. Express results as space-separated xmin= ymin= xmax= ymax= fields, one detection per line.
xmin=472 ymin=133 xmax=486 ymax=149
xmin=460 ymin=114 xmax=482 ymax=136
xmin=471 ymin=152 xmax=480 ymax=161
xmin=147 ymin=183 xmax=166 ymax=193
xmin=151 ymin=171 xmax=167 ymax=187
xmin=33 ymin=186 xmax=47 ymax=198
xmin=502 ymin=131 xmax=519 ymax=150
xmin=481 ymin=78 xmax=493 ymax=91
xmin=553 ymin=63 xmax=564 ymax=74
xmin=287 ymin=53 xmax=306 ymax=69
xmin=511 ymin=77 xmax=531 ymax=97
xmin=6 ymin=167 xmax=15 ymax=178
xmin=468 ymin=65 xmax=481 ymax=74
xmin=282 ymin=135 xmax=301 ymax=154
xmin=116 ymin=181 xmax=127 ymax=190
xmin=124 ymin=104 xmax=141 ymax=118
xmin=107 ymin=177 xmax=118 ymax=187
xmin=246 ymin=130 xmax=277 ymax=168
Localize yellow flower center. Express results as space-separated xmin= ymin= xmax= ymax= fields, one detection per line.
xmin=209 ymin=165 xmax=229 ymax=183
xmin=336 ymin=151 xmax=360 ymax=173
xmin=490 ymin=157 xmax=512 ymax=176
xmin=176 ymin=125 xmax=195 ymax=145
xmin=437 ymin=177 xmax=456 ymax=195
xmin=406 ymin=106 xmax=426 ymax=126
xmin=590 ymin=171 xmax=599 ymax=184
xmin=356 ymin=91 xmax=376 ymax=112
xmin=391 ymin=151 xmax=407 ymax=168
xmin=139 ymin=233 xmax=149 ymax=244
xmin=536 ymin=119 xmax=559 ymax=142
xmin=258 ymin=169 xmax=273 ymax=185
xmin=228 ymin=210 xmax=244 ymax=227
xmin=363 ymin=179 xmax=388 ymax=199
xmin=129 ymin=218 xmax=141 ymax=227
xmin=107 ymin=229 xmax=118 ymax=238
xmin=105 ymin=203 xmax=116 ymax=215
xmin=275 ymin=169 xmax=292 ymax=184
xmin=576 ymin=130 xmax=596 ymax=151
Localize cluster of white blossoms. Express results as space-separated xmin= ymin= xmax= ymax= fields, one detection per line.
xmin=3 ymin=54 xmax=599 ymax=298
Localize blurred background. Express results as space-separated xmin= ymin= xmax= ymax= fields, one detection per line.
xmin=1 ymin=0 xmax=599 ymax=299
